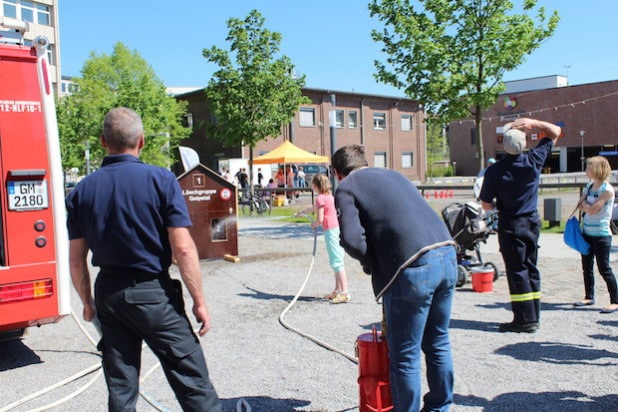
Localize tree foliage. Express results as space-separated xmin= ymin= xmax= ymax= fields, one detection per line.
xmin=369 ymin=0 xmax=559 ymax=168
xmin=426 ymin=122 xmax=448 ymax=164
xmin=57 ymin=42 xmax=190 ymax=173
xmin=202 ymin=9 xmax=310 ymax=176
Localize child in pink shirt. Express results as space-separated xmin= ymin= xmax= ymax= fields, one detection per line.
xmin=298 ymin=174 xmax=349 ymax=303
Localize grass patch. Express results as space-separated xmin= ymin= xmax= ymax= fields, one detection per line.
xmin=239 ymin=205 xmax=312 ymax=223
xmin=268 ymin=206 xmax=295 ymax=218
xmin=541 ymin=220 xmax=565 ymax=234
xmin=277 ymin=207 xmax=311 ymax=223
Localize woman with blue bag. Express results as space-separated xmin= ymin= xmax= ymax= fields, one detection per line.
xmin=573 ymin=156 xmax=618 ymax=313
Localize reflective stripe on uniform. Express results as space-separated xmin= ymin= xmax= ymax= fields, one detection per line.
xmin=510 ymin=291 xmax=541 ymax=302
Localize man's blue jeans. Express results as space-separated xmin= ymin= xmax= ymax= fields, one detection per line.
xmin=383 ymin=245 xmax=457 ymax=412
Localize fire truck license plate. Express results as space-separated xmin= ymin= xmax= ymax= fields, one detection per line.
xmin=7 ymin=180 xmax=49 ymax=211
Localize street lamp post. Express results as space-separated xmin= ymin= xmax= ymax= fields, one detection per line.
xmin=329 ymin=94 xmax=337 ymax=191
xmin=564 ymin=65 xmax=571 ymax=85
xmin=85 ymin=140 xmax=90 ymax=175
xmin=579 ymin=130 xmax=586 ymax=171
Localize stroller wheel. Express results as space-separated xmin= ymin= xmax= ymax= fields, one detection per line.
xmin=483 ymin=262 xmax=500 ymax=282
xmin=456 ymin=265 xmax=468 ymax=287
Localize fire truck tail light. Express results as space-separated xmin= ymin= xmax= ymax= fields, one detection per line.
xmin=0 ymin=279 xmax=53 ymax=303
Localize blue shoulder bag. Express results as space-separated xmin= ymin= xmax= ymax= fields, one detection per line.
xmin=563 ymin=187 xmax=590 ymax=255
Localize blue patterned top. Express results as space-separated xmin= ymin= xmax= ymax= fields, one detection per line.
xmin=583 ymin=181 xmax=615 ymax=237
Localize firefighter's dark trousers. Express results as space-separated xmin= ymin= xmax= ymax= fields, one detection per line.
xmin=497 ymin=213 xmax=541 ymax=324
xmin=94 ymin=271 xmax=221 ymax=412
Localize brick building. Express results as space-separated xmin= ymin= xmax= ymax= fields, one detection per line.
xmin=448 ymin=79 xmax=618 ymax=176
xmin=174 ymin=87 xmax=426 ymax=181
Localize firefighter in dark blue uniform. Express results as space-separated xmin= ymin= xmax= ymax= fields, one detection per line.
xmin=480 ymin=118 xmax=562 ymax=333
xmin=66 ymin=107 xmax=221 ymax=411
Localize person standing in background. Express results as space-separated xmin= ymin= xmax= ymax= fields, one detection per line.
xmin=297 ymin=174 xmax=350 ymax=303
xmin=221 ymin=167 xmax=233 ymax=184
xmin=480 ymin=117 xmax=562 ymax=333
xmin=478 ymin=157 xmax=496 ymax=178
xmin=474 ymin=157 xmax=496 ymax=199
xmin=257 ymin=167 xmax=264 ymax=187
xmin=286 ymin=165 xmax=295 ymax=200
xmin=274 ymin=166 xmax=285 ymax=195
xmin=238 ymin=168 xmax=249 ymax=190
xmin=292 ymin=164 xmax=299 ymax=188
xmin=297 ymin=166 xmax=306 ymax=188
xmin=573 ymin=156 xmax=618 ymax=313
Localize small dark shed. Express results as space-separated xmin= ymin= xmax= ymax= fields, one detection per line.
xmin=177 ymin=164 xmax=238 ymax=260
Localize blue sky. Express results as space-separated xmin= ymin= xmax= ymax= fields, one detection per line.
xmin=59 ymin=1 xmax=618 ymax=97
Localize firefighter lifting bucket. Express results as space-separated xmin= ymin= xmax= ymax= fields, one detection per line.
xmin=356 ymin=327 xmax=393 ymax=412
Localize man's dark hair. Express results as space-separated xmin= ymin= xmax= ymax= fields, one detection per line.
xmin=332 ymin=144 xmax=368 ymax=177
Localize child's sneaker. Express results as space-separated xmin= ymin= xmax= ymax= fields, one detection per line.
xmin=330 ymin=293 xmax=350 ymax=304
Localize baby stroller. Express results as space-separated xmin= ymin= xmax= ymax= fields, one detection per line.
xmin=441 ymin=202 xmax=499 ymax=287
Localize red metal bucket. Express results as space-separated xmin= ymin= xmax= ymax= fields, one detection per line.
xmin=471 ymin=266 xmax=494 ymax=293
xmin=356 ymin=328 xmax=393 ymax=412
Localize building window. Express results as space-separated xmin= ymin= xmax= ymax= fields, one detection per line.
xmin=335 ymin=110 xmax=344 ymax=128
xmin=36 ymin=3 xmax=50 ymax=25
xmin=19 ymin=0 xmax=33 ymax=22
xmin=401 ymin=114 xmax=412 ymax=131
xmin=374 ymin=152 xmax=387 ymax=168
xmin=348 ymin=110 xmax=358 ymax=128
xmin=60 ymin=79 xmax=78 ymax=96
xmin=2 ymin=0 xmax=17 ymax=18
xmin=45 ymin=43 xmax=54 ymax=64
xmin=183 ymin=113 xmax=193 ymax=129
xmin=1 ymin=1 xmax=51 ymax=26
xmin=402 ymin=152 xmax=413 ymax=168
xmin=470 ymin=128 xmax=478 ymax=145
xmin=299 ymin=108 xmax=315 ymax=127
xmin=68 ymin=82 xmax=79 ymax=94
xmin=373 ymin=113 xmax=386 ymax=130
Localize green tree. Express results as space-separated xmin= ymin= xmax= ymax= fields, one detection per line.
xmin=369 ymin=0 xmax=559 ymax=169
xmin=202 ymin=9 xmax=310 ymax=189
xmin=426 ymin=122 xmax=447 ymax=164
xmin=425 ymin=122 xmax=453 ymax=178
xmin=57 ymin=42 xmax=190 ymax=173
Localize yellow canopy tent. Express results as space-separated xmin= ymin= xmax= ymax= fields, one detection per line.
xmin=252 ymin=140 xmax=329 ymax=164
xmin=252 ymin=141 xmax=329 ymax=195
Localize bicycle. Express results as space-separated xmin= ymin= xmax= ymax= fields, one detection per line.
xmin=241 ymin=193 xmax=272 ymax=217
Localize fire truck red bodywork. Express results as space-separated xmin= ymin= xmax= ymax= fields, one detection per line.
xmin=0 ymin=26 xmax=70 ymax=338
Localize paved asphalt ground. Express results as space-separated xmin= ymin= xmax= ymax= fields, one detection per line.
xmin=1 ymin=190 xmax=617 ymax=411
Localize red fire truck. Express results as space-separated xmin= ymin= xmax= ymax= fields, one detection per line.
xmin=0 ymin=17 xmax=70 ymax=340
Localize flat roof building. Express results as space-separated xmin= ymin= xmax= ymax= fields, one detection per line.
xmin=448 ymin=79 xmax=618 ymax=176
